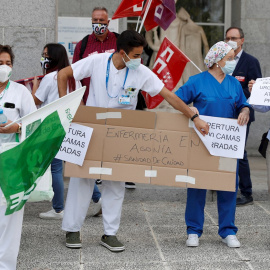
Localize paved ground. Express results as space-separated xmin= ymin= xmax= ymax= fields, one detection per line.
xmin=17 ymin=156 xmax=270 ymax=270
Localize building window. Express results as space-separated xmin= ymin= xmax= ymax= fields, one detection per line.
xmin=127 ymin=0 xmax=231 ymax=47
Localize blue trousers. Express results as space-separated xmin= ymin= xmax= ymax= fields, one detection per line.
xmin=92 ymin=184 xmax=101 ymax=203
xmin=51 ymin=158 xmax=64 ymax=212
xmin=185 ymin=161 xmax=239 ymax=238
xmin=239 ymin=122 xmax=252 ymax=196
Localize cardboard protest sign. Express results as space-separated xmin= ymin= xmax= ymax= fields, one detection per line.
xmin=56 ymin=123 xmax=93 ymax=166
xmin=249 ymin=77 xmax=270 ymax=106
xmin=193 ymin=115 xmax=246 ymax=159
xmin=64 ymin=106 xmax=237 ymax=192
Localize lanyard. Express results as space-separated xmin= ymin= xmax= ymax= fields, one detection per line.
xmin=0 ymin=81 xmax=10 ymax=101
xmin=106 ymin=53 xmax=129 ymax=98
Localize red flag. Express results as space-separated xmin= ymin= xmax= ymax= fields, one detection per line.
xmin=112 ymin=0 xmax=144 ymax=19
xmin=141 ymin=0 xmax=176 ymax=31
xmin=142 ymin=38 xmax=190 ymax=109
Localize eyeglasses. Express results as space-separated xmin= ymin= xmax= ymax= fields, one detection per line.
xmin=41 ymin=52 xmax=49 ymax=58
xmin=224 ymin=37 xmax=241 ymax=42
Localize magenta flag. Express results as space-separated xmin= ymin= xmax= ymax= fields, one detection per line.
xmin=154 ymin=0 xmax=176 ymax=30
xmin=141 ymin=0 xmax=176 ymax=31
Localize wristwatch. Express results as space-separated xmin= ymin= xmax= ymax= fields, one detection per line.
xmin=191 ymin=114 xmax=199 ymax=121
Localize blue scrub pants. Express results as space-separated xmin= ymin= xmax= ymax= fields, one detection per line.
xmin=185 ymin=161 xmax=239 ymax=238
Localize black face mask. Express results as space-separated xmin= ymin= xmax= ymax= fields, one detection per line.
xmin=40 ymin=57 xmax=52 ymax=70
xmin=92 ymin=23 xmax=108 ymax=35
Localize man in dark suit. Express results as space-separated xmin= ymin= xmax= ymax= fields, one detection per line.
xmin=225 ymin=27 xmax=262 ymax=206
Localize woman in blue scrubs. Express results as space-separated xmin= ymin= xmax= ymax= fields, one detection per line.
xmin=175 ymin=41 xmax=250 ymax=248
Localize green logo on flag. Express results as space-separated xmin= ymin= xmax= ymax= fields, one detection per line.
xmin=0 ymin=111 xmax=66 ymax=215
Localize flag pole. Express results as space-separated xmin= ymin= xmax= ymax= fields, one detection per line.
xmin=177 ymin=47 xmax=202 ymax=73
xmin=135 ymin=16 xmax=140 ymax=31
xmin=189 ymin=59 xmax=202 ymax=73
xmin=138 ymin=0 xmax=152 ymax=33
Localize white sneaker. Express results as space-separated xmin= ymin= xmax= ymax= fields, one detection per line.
xmin=222 ymin=235 xmax=241 ymax=248
xmin=93 ymin=198 xmax=102 ymax=217
xmin=39 ymin=209 xmax=64 ymax=220
xmin=186 ymin=234 xmax=199 ymax=247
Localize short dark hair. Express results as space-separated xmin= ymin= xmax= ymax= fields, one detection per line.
xmin=0 ymin=45 xmax=15 ymax=65
xmin=92 ymin=7 xmax=108 ymax=14
xmin=226 ymin=27 xmax=244 ymax=38
xmin=44 ymin=43 xmax=70 ymax=72
xmin=117 ymin=30 xmax=147 ymax=54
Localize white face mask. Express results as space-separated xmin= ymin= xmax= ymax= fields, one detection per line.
xmin=0 ymin=65 xmax=12 ymax=83
xmin=227 ymin=40 xmax=238 ymax=51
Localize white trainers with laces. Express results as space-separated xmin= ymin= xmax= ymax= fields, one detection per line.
xmin=222 ymin=235 xmax=241 ymax=248
xmin=186 ymin=234 xmax=199 ymax=247
xmin=39 ymin=209 xmax=64 ymax=220
xmin=93 ymin=198 xmax=102 ymax=217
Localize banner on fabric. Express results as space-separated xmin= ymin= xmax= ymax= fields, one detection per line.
xmin=192 ymin=115 xmax=247 ymax=159
xmin=141 ymin=0 xmax=176 ymax=31
xmin=0 ymin=87 xmax=85 ymax=215
xmin=15 ymin=75 xmax=44 ymax=92
xmin=112 ymin=0 xmax=144 ymax=19
xmin=249 ymin=77 xmax=270 ymax=106
xmin=142 ymin=37 xmax=190 ymax=109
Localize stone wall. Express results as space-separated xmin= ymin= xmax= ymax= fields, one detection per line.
xmin=232 ymin=0 xmax=270 ymax=154
xmin=58 ymin=0 xmax=127 ymax=33
xmin=0 ymin=0 xmax=57 ymax=80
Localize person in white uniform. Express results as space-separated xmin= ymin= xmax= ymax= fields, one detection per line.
xmin=57 ymin=30 xmax=209 ymax=252
xmin=31 ymin=43 xmax=80 ymax=220
xmin=0 ymin=45 xmax=36 ymax=270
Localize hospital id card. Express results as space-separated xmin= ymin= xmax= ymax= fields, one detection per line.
xmin=119 ymin=95 xmax=131 ymax=105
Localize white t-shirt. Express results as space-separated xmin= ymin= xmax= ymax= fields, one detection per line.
xmin=35 ymin=71 xmax=81 ymax=107
xmin=0 ymin=80 xmax=37 ymax=142
xmin=71 ymin=53 xmax=164 ymax=110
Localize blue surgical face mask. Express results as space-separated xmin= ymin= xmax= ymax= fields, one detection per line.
xmin=221 ymin=60 xmax=237 ymax=74
xmin=123 ymin=52 xmax=141 ymax=70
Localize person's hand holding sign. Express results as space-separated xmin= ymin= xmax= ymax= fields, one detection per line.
xmin=248 ymin=79 xmax=256 ymax=93
xmin=237 ymin=107 xmax=250 ymax=126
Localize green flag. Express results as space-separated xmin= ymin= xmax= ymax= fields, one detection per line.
xmin=0 ymin=111 xmax=65 ymax=215
xmin=0 ymin=87 xmax=85 ymax=215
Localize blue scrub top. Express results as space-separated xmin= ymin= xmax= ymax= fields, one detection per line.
xmin=175 ymin=71 xmax=250 ymax=119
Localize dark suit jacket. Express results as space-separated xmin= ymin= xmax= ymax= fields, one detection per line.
xmin=232 ymin=50 xmax=262 ymax=122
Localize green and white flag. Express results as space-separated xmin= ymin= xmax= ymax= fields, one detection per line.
xmin=0 ymin=87 xmax=85 ymax=215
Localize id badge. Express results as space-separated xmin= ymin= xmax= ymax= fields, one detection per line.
xmin=119 ymin=95 xmax=131 ymax=105
xmin=235 ymin=76 xmax=245 ymax=82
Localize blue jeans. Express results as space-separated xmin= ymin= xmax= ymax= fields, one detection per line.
xmin=185 ymin=161 xmax=239 ymax=238
xmin=92 ymin=184 xmax=101 ymax=203
xmin=51 ymin=158 xmax=64 ymax=212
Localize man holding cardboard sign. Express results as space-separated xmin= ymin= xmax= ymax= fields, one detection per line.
xmin=58 ymin=30 xmax=209 ymax=252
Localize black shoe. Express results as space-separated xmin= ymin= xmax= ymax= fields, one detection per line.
xmin=96 ymin=179 xmax=102 ymax=185
xmin=100 ymin=235 xmax=125 ymax=252
xmin=66 ymin=231 xmax=82 ymax=249
xmin=236 ymin=195 xmax=253 ymax=206
xmin=125 ymin=182 xmax=136 ymax=189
